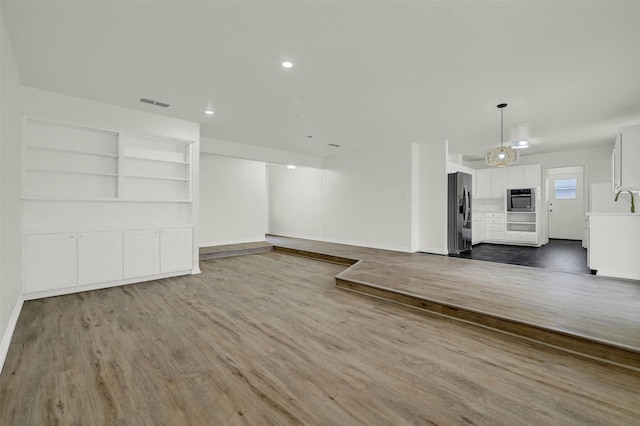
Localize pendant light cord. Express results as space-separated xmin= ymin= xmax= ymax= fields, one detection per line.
xmin=500 ymin=107 xmax=504 ymax=148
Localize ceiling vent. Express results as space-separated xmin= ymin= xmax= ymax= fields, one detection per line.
xmin=139 ymin=98 xmax=170 ymax=108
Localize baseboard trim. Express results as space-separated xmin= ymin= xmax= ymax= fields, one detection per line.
xmin=0 ymin=294 xmax=24 ymax=375
xmin=267 ymin=233 xmax=413 ymax=254
xmin=199 ymin=238 xmax=267 ymax=247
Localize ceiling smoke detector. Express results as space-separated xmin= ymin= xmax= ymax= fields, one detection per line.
xmin=139 ymin=98 xmax=170 ymax=108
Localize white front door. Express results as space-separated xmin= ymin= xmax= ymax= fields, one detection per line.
xmin=547 ymin=167 xmax=585 ymax=240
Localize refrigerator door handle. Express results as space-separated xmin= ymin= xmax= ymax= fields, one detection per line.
xmin=461 ymin=186 xmax=469 ymax=225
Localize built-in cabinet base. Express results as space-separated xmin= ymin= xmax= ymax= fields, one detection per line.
xmin=24 ymin=226 xmax=194 ymax=298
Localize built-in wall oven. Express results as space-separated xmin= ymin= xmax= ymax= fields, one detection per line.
xmin=507 ymin=188 xmax=536 ymax=212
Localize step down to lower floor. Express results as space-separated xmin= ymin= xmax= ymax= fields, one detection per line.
xmin=335 ymin=274 xmax=640 ymax=371
xmin=273 ymin=246 xmax=357 ymax=266
xmin=200 ymin=242 xmax=273 ymax=260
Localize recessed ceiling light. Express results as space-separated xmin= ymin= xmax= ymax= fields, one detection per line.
xmin=511 ymin=140 xmax=529 ymax=149
xmin=282 ymin=61 xmax=293 ymax=69
xmin=205 ymin=109 xmax=214 ymax=116
xmin=286 ymin=164 xmax=297 ymax=170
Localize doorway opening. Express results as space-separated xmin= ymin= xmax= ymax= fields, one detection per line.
xmin=545 ymin=166 xmax=586 ymax=245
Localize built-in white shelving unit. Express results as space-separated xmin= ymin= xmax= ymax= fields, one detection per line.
xmin=22 ymin=116 xmax=198 ymax=299
xmin=23 ymin=117 xmax=193 ymax=203
xmin=506 ymin=212 xmax=537 ymax=232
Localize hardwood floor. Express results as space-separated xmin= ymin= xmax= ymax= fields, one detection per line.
xmin=268 ymin=235 xmax=640 ymax=368
xmin=1 ymin=252 xmax=639 ymax=424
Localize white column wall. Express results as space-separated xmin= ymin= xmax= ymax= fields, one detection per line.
xmin=267 ymin=165 xmax=322 ymax=240
xmin=0 ymin=7 xmax=23 ymax=370
xmin=199 ymin=154 xmax=267 ymax=246
xmin=418 ymin=140 xmax=448 ymax=254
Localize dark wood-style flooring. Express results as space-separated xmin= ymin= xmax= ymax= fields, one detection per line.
xmin=460 ymin=239 xmax=590 ymax=275
xmin=1 ymin=252 xmax=639 ymax=424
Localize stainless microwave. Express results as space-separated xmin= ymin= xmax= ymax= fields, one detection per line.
xmin=507 ymin=188 xmax=536 ymax=212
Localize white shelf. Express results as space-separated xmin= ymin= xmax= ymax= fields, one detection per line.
xmin=123 ymin=155 xmax=188 ymax=165
xmin=123 ymin=174 xmax=188 ymax=182
xmin=118 ymin=198 xmax=192 ymax=203
xmin=24 ymin=223 xmax=194 ymax=234
xmin=506 ymin=221 xmax=536 ymax=225
xmin=27 ymin=168 xmax=118 ymax=178
xmin=23 ymin=197 xmax=192 ymax=203
xmin=27 ymin=145 xmax=118 ymax=158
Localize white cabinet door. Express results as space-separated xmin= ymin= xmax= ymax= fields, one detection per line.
xmin=509 ymin=164 xmax=542 ymax=189
xmin=475 ymin=169 xmax=492 ymax=198
xmin=491 ymin=168 xmax=507 ymax=197
xmin=507 ymin=167 xmax=524 ymax=189
xmin=160 ymin=227 xmax=193 ymax=273
xmin=78 ymin=231 xmax=123 ymax=285
xmin=472 ymin=213 xmax=484 ymax=244
xmin=614 ymin=124 xmax=640 ymax=191
xmin=124 ymin=229 xmax=160 ymax=279
xmin=25 ymin=233 xmax=78 ymax=292
xmin=521 ymin=165 xmax=542 ymax=188
xmin=589 ymin=215 xmax=640 ymax=279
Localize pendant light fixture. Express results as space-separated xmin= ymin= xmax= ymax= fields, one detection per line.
xmin=486 ymin=103 xmax=519 ymax=167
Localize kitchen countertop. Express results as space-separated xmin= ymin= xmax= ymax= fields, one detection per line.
xmin=587 ymin=212 xmax=639 ymax=216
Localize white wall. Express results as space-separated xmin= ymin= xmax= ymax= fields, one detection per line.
xmin=266 ymin=142 xmax=449 ymax=254
xmin=22 ymin=87 xmax=199 ymax=143
xmin=418 ymin=140 xmax=448 ymax=254
xmin=0 ymin=7 xmax=23 ymax=370
xmin=201 ymin=136 xmax=322 ymax=169
xmin=267 ymin=164 xmax=322 ymax=240
xmin=199 ymin=154 xmax=267 ymax=246
xmin=322 ymin=144 xmax=413 ymax=252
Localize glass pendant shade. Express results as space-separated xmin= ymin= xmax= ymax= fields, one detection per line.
xmin=486 ymin=103 xmax=519 ymax=167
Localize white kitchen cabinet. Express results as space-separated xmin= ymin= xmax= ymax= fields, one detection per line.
xmin=160 ymin=227 xmax=193 ymax=273
xmin=507 ymin=164 xmax=541 ymax=189
xmin=25 ymin=233 xmax=78 ymax=292
xmin=490 ymin=168 xmax=507 ymax=198
xmin=475 ymin=169 xmax=507 ymax=198
xmin=612 ymin=124 xmax=640 ymax=192
xmin=124 ymin=229 xmax=160 ymax=279
xmin=505 ymin=232 xmax=538 ymax=243
xmin=588 ymin=213 xmax=640 ymax=280
xmin=475 ymin=169 xmax=492 ymax=198
xmin=78 ymin=231 xmax=123 ymax=285
xmin=483 ymin=212 xmax=505 ymax=241
xmin=472 ymin=212 xmax=484 ymax=244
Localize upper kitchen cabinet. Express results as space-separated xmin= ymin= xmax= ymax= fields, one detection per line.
xmin=507 ymin=164 xmax=542 ymax=189
xmin=476 ymin=168 xmax=507 ymax=198
xmin=612 ymin=124 xmax=640 ymax=192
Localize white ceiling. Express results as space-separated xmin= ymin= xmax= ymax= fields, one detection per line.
xmin=2 ymin=1 xmax=640 ymax=160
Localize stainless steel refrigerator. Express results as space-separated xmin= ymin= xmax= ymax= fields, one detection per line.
xmin=448 ymin=172 xmax=472 ymax=255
